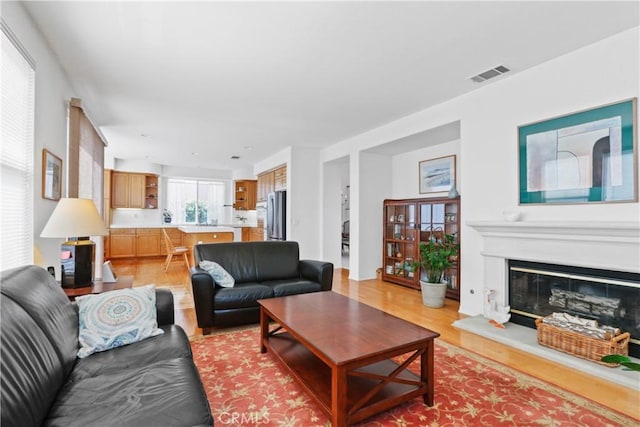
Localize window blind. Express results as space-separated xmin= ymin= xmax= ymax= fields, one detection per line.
xmin=1 ymin=22 xmax=35 ymax=271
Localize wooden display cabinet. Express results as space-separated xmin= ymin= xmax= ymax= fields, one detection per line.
xmin=382 ymin=197 xmax=460 ymax=300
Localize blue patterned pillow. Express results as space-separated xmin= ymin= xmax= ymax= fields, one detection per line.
xmin=76 ymin=285 xmax=164 ymax=358
xmin=199 ymin=260 xmax=235 ymax=287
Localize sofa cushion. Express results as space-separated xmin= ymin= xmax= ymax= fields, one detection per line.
xmin=199 ymin=260 xmax=235 ymax=287
xmin=76 ymin=285 xmax=164 ymax=358
xmin=68 ymin=325 xmax=192 ymax=382
xmin=267 ymin=279 xmax=323 ymax=297
xmin=213 ymin=283 xmax=274 ymax=309
xmin=45 ymin=358 xmax=212 ymax=427
xmin=253 ymin=241 xmax=300 ymax=281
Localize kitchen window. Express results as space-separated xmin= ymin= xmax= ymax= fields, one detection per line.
xmin=165 ymin=179 xmax=227 ymax=225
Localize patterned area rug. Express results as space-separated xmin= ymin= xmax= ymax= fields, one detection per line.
xmin=190 ymin=326 xmax=637 ymax=426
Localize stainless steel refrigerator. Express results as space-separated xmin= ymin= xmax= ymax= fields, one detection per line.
xmin=266 ymin=190 xmax=286 ymax=241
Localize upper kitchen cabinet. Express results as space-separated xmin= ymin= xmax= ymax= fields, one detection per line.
xmin=274 ymin=166 xmax=287 ymax=191
xmin=111 ymin=171 xmax=158 ymax=209
xmin=234 ymin=180 xmax=257 ymax=210
xmin=257 ymin=165 xmax=286 ymax=202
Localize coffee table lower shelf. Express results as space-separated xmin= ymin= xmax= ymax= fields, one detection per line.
xmin=263 ymin=332 xmax=427 ymax=425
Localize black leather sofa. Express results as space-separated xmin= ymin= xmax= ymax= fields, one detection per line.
xmin=0 ymin=265 xmax=213 ymax=427
xmin=190 ymin=241 xmax=333 ymax=332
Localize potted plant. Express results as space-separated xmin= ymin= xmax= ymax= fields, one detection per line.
xmin=412 ymin=232 xmax=459 ymax=308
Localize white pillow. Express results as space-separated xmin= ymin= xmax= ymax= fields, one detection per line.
xmin=199 ymin=260 xmax=235 ymax=287
xmin=76 ymin=285 xmax=164 ymax=358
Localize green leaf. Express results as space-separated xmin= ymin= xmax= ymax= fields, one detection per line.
xmin=601 ymin=354 xmax=631 ymax=364
xmin=620 ymin=361 xmax=640 ymax=372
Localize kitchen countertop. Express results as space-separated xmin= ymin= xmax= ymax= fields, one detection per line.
xmin=109 ymin=223 xmax=257 ymax=229
xmin=177 ymin=226 xmax=235 ymax=233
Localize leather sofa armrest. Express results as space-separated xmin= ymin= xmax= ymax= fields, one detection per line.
xmin=190 ymin=267 xmax=216 ymax=329
xmin=299 ymin=260 xmax=334 ymax=291
xmin=155 ymin=288 xmax=175 ymax=326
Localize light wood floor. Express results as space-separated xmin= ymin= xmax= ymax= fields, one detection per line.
xmin=110 ymin=257 xmax=639 ymax=420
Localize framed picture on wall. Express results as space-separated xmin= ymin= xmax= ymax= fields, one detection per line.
xmin=419 ymin=155 xmax=456 ymax=194
xmin=518 ymin=98 xmax=637 ymax=204
xmin=42 ymin=148 xmax=62 ymax=200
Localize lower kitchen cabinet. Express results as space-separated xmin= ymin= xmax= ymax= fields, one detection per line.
xmin=242 ymin=227 xmax=264 ymax=241
xmin=136 ymin=228 xmax=161 ymax=257
xmin=109 ymin=229 xmax=136 ymax=258
xmin=109 ymin=227 xmax=182 ymax=258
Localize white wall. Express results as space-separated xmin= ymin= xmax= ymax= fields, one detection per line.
xmin=320 ymin=27 xmax=639 ymax=315
xmin=289 ymin=146 xmax=322 ymax=259
xmin=391 ymin=140 xmax=461 ymax=199
xmin=3 ymin=2 xmax=77 ymax=278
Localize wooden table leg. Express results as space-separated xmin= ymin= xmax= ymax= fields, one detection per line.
xmin=422 ymin=340 xmax=435 ymax=406
xmin=259 ymin=307 xmax=268 ymax=354
xmin=331 ymin=365 xmax=348 ymax=427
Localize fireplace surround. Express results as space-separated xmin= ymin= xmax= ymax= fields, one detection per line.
xmin=468 ymin=220 xmax=640 ymax=357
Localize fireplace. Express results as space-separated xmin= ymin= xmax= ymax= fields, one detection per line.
xmin=468 ymin=220 xmax=640 ymax=358
xmin=508 ymin=260 xmax=640 ymax=357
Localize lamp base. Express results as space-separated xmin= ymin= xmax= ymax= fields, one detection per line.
xmin=61 ymin=238 xmax=95 ymax=288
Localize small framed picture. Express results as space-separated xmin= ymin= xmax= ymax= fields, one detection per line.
xmin=419 ymin=155 xmax=456 ymax=194
xmin=42 ymin=149 xmax=62 ymax=200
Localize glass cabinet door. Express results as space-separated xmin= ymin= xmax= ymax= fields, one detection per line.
xmin=384 ymin=203 xmax=416 ymax=281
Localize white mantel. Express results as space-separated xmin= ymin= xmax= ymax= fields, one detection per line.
xmin=467 ymin=220 xmax=640 ymax=312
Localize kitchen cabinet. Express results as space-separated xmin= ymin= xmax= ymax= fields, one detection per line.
xmin=234 ymin=180 xmax=257 ymax=210
xmin=257 ymin=165 xmax=286 ymax=201
xmin=111 ymin=171 xmax=158 ymax=209
xmin=181 ymin=230 xmax=234 ymax=266
xmin=109 ymin=227 xmax=181 ymax=258
xmin=109 ymin=228 xmax=136 ymax=258
xmin=274 ymin=166 xmax=287 ymax=191
xmin=145 ymin=175 xmax=158 ymax=209
xmin=382 ymin=197 xmax=460 ymax=300
xmin=136 ymin=228 xmax=161 ymax=256
xmin=257 ymin=171 xmax=275 ymax=202
xmin=242 ymin=227 xmax=264 ymax=242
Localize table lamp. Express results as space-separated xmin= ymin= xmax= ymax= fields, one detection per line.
xmin=41 ymin=198 xmax=109 ymax=288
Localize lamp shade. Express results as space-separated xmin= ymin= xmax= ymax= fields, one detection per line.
xmin=41 ymin=198 xmax=108 ymax=238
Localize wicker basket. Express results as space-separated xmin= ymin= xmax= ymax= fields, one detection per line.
xmin=535 ymin=317 xmax=630 ymax=367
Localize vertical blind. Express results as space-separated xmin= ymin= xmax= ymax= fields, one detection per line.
xmin=0 ymin=22 xmax=35 ymax=271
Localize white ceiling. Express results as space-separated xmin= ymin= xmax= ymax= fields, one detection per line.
xmin=22 ymin=1 xmax=639 ymax=172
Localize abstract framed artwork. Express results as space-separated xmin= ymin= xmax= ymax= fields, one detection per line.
xmin=519 ymin=98 xmax=637 ymax=204
xmin=42 ymin=148 xmax=62 ymax=200
xmin=419 ymin=155 xmax=456 ymax=194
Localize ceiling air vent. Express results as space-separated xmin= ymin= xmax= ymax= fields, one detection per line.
xmin=470 ymin=65 xmax=510 ymax=83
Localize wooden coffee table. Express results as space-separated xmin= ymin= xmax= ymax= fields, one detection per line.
xmin=258 ymin=292 xmax=440 ymax=427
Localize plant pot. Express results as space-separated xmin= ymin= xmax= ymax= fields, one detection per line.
xmin=420 ymin=281 xmax=447 ymax=308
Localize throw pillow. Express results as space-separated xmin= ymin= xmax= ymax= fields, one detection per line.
xmin=76 ymin=285 xmax=164 ymax=358
xmin=199 ymin=260 xmax=235 ymax=287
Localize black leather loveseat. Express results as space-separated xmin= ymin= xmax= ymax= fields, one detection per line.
xmin=0 ymin=265 xmax=213 ymax=427
xmin=190 ymin=241 xmax=333 ymax=332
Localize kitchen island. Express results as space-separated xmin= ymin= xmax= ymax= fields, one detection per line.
xmin=178 ymin=226 xmax=234 ymax=266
